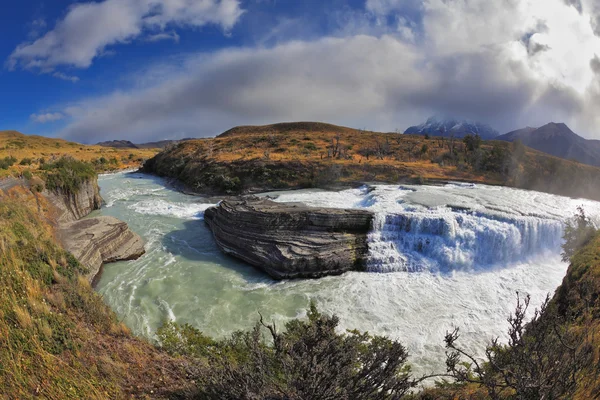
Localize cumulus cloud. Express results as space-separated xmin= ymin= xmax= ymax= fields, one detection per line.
xmin=30 ymin=112 xmax=65 ymax=123
xmin=32 ymin=0 xmax=600 ymax=142
xmin=7 ymin=0 xmax=244 ymax=71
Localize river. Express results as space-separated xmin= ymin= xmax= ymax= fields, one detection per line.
xmin=94 ymin=171 xmax=600 ymax=375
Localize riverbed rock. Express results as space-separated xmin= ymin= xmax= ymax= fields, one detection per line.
xmin=59 ymin=216 xmax=145 ymax=284
xmin=204 ymin=198 xmax=373 ymax=279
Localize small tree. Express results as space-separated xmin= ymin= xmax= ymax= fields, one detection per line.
xmin=445 ymin=294 xmax=593 ymax=400
xmin=463 ymin=134 xmax=481 ymax=152
xmin=562 ymin=206 xmax=597 ymax=262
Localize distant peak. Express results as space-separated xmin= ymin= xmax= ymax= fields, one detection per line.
xmin=406 ymin=116 xmax=499 ymax=139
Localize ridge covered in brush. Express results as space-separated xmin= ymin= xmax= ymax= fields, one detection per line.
xmin=144 ymin=121 xmax=600 ymax=201
xmin=218 ymin=121 xmax=359 ymax=137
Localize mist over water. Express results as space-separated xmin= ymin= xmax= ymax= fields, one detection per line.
xmin=95 ymin=172 xmax=600 ymax=375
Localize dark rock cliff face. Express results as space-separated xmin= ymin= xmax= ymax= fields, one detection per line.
xmin=204 ymin=198 xmax=373 ymax=279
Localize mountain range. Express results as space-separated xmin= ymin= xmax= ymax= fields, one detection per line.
xmin=496 ymin=122 xmax=600 ymax=167
xmin=405 ymin=116 xmax=500 ymax=139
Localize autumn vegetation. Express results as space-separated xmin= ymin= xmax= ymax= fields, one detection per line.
xmin=0 ymin=130 xmax=158 ymax=179
xmin=144 ymin=122 xmax=600 ymax=201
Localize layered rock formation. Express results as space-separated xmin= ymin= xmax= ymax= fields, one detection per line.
xmin=204 ymin=198 xmax=373 ymax=279
xmin=59 ymin=216 xmax=145 ymax=284
xmin=44 ymin=176 xmax=145 ymax=283
xmin=44 ymin=178 xmax=103 ymax=222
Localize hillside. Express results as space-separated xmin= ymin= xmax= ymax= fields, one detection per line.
xmin=136 ymin=139 xmax=193 ymax=149
xmin=405 ymin=116 xmax=499 ymax=139
xmin=497 ymin=122 xmax=600 ymax=167
xmin=143 ymin=121 xmax=600 ymax=201
xmin=97 ymin=140 xmax=139 ymax=149
xmin=218 ymin=121 xmax=356 ymax=137
xmin=0 ymin=171 xmax=196 ymax=398
xmin=0 ymin=130 xmax=159 ymax=177
xmin=98 ymin=139 xmax=194 ymax=149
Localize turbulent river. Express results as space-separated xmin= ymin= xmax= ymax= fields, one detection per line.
xmin=95 ymin=171 xmax=600 ymax=375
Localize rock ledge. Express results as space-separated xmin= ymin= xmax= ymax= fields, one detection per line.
xmin=59 ymin=216 xmax=145 ymax=284
xmin=204 ymin=198 xmax=373 ymax=279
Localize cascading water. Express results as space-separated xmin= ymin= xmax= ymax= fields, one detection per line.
xmin=94 ymin=173 xmax=600 ymax=377
xmin=367 ymin=209 xmax=564 ymax=272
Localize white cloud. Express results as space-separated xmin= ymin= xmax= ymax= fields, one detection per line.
xmin=52 ymin=72 xmax=80 ymax=83
xmin=146 ymin=30 xmax=180 ymax=43
xmin=33 ymin=0 xmax=600 ymax=142
xmin=8 ymin=0 xmax=244 ymax=71
xmin=30 ymin=112 xmax=65 ymax=123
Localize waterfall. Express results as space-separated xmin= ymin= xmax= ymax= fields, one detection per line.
xmin=367 ymin=208 xmax=564 ymax=272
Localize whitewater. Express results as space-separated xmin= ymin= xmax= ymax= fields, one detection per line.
xmin=94 ymin=172 xmax=600 ymax=376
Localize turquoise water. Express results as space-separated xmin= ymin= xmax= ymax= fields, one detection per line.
xmin=95 ymin=171 xmax=599 ymax=374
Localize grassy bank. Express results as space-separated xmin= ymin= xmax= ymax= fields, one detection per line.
xmin=0 ymin=186 xmax=195 ymax=398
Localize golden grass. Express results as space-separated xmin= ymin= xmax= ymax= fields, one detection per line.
xmin=0 ymin=183 xmax=192 ymax=399
xmin=0 ymin=130 xmax=159 ymax=177
xmin=147 ymin=123 xmax=600 ymax=201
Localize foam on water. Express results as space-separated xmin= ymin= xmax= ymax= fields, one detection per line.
xmin=95 ymin=173 xmax=600 ymax=376
xmin=128 ymin=199 xmax=213 ymax=219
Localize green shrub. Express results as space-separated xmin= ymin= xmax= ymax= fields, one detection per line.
xmin=162 ymin=303 xmax=422 ymax=399
xmin=19 ymin=158 xmax=33 ymax=166
xmin=40 ymin=156 xmax=96 ymax=194
xmin=0 ymin=156 xmax=17 ymax=170
xmin=304 ymin=142 xmax=318 ymax=151
xmin=562 ymin=206 xmax=597 ymax=262
xmin=157 ymin=322 xmax=217 ymax=357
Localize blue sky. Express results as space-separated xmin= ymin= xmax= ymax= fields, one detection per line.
xmin=2 ymin=0 xmax=600 ymax=143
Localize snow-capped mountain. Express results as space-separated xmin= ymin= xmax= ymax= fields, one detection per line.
xmin=404 ymin=116 xmax=500 ymax=139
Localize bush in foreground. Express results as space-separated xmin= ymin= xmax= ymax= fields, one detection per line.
xmin=159 ymin=303 xmax=429 ymax=399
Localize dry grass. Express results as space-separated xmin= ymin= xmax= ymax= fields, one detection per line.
xmin=0 ymin=184 xmax=194 ymax=399
xmin=0 ymin=130 xmax=159 ymax=178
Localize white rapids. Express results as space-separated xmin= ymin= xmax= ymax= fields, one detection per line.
xmin=95 ymin=172 xmax=600 ymax=376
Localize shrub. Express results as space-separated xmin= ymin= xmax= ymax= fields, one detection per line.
xmin=0 ymin=156 xmax=17 ymax=170
xmin=445 ymin=294 xmax=593 ymax=400
xmin=163 ymin=303 xmax=426 ymax=399
xmin=562 ymin=206 xmax=597 ymax=262
xmin=40 ymin=156 xmax=96 ymax=194
xmin=304 ymin=142 xmax=318 ymax=151
xmin=463 ymin=134 xmax=482 ymax=152
xmin=19 ymin=158 xmax=33 ymax=166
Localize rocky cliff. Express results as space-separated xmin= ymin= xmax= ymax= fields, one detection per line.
xmin=204 ymin=198 xmax=373 ymax=279
xmin=43 ymin=176 xmax=145 ymax=282
xmin=43 ymin=177 xmax=103 ymax=222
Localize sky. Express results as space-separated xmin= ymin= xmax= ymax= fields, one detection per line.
xmin=2 ymin=0 xmax=600 ymax=143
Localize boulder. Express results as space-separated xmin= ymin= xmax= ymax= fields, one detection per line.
xmin=204 ymin=198 xmax=373 ymax=279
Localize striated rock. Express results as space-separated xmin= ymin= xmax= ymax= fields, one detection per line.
xmin=58 ymin=216 xmax=145 ymax=284
xmin=204 ymin=198 xmax=373 ymax=279
xmin=44 ymin=177 xmax=103 ymax=223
